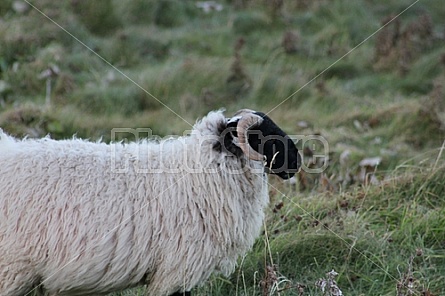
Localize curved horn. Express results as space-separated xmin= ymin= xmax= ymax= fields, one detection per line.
xmin=235 ymin=110 xmax=265 ymax=161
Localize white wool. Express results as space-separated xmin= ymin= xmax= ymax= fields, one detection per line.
xmin=0 ymin=111 xmax=269 ymax=296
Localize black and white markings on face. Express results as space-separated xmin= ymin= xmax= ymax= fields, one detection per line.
xmin=223 ymin=111 xmax=301 ymax=179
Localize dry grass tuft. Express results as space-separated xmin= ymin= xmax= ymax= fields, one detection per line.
xmin=396 ymin=251 xmax=437 ymax=296
xmin=226 ymin=37 xmax=252 ymax=98
xmin=374 ymin=12 xmax=434 ymax=74
xmin=259 ymin=264 xmax=306 ymax=296
xmin=315 ymin=270 xmax=343 ymax=296
xmin=282 ymin=31 xmax=300 ymax=54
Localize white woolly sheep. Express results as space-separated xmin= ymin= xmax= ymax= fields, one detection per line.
xmin=0 ymin=109 xmax=300 ymax=296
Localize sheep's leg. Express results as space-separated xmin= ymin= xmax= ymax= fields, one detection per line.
xmin=169 ymin=292 xmax=191 ymax=296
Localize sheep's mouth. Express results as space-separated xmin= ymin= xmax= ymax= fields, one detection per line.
xmin=265 ymin=151 xmax=301 ymax=179
xmin=264 ymin=165 xmax=299 ymax=180
xmin=277 ymin=171 xmax=295 ymax=179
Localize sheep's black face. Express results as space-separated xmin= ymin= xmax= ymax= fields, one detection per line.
xmin=247 ymin=112 xmax=301 ymax=179
xmin=224 ymin=111 xmax=301 ymax=179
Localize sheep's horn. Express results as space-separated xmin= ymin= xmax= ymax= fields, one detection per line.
xmin=235 ymin=110 xmax=265 ymax=161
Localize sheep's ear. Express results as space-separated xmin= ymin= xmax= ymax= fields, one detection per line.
xmin=226 ymin=116 xmax=240 ymax=138
xmin=219 ymin=118 xmax=243 ymax=157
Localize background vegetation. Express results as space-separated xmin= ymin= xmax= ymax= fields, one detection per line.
xmin=1 ymin=0 xmax=445 ymax=295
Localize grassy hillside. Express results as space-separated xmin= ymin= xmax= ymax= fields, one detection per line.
xmin=1 ymin=0 xmax=445 ymax=295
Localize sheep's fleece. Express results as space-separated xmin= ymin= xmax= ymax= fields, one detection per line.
xmin=0 ymin=110 xmax=270 ymax=296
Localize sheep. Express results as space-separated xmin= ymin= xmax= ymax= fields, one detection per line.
xmin=0 ymin=109 xmax=300 ymax=296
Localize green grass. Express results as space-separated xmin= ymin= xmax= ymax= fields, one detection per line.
xmin=1 ymin=0 xmax=445 ymax=295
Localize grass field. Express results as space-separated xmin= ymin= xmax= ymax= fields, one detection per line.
xmin=1 ymin=0 xmax=445 ymax=295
